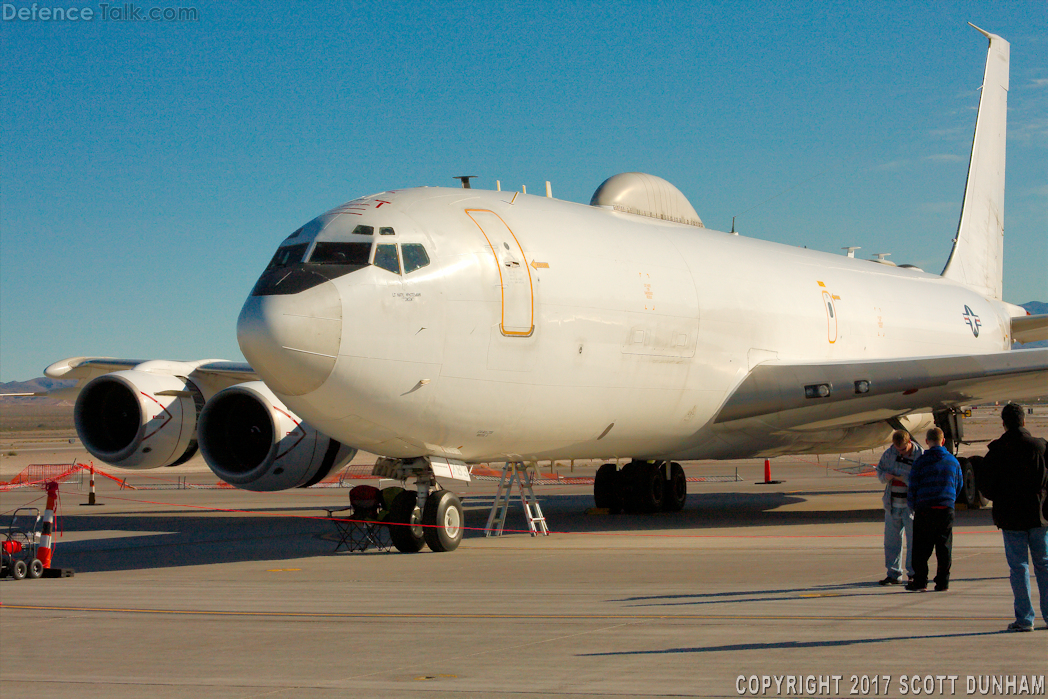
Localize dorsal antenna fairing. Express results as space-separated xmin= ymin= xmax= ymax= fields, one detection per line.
xmin=454 ymin=176 xmax=477 ymax=189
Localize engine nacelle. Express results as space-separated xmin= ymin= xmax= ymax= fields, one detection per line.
xmin=198 ymin=381 xmax=356 ymax=491
xmin=74 ymin=370 xmax=203 ymax=469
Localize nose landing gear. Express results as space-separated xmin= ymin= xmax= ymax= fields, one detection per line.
xmin=374 ymin=457 xmax=466 ymax=553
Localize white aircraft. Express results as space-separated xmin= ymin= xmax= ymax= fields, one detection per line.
xmin=40 ymin=26 xmax=1047 ymax=553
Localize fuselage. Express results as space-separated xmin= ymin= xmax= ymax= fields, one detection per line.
xmin=237 ymin=186 xmax=1014 ymax=463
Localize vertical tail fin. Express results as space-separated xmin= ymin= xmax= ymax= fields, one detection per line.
xmin=941 ymin=24 xmax=1009 ymax=300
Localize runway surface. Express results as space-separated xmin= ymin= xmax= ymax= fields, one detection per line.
xmin=1 ymin=459 xmax=1045 ymax=698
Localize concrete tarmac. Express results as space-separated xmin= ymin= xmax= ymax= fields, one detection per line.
xmin=1 ymin=460 xmax=1045 ymax=698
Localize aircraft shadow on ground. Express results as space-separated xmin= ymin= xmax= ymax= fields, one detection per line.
xmin=495 ymin=492 xmax=994 ymax=534
xmin=578 ymin=630 xmax=1008 ymax=656
xmin=33 ymin=490 xmax=994 ymax=574
xmin=31 ymin=508 xmax=375 ymax=574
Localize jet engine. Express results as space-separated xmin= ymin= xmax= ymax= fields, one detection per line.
xmin=198 ymin=381 xmax=356 ymax=491
xmin=74 ymin=370 xmax=203 ymax=469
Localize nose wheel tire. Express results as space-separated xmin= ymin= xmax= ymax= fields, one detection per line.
xmin=388 ymin=491 xmax=426 ymax=553
xmin=422 ymin=490 xmax=464 ymax=552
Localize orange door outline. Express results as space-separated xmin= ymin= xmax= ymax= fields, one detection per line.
xmin=465 ymin=209 xmax=535 ymax=337
xmin=822 ymin=291 xmax=838 ymax=344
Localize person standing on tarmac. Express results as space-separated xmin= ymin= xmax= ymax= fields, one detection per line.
xmin=906 ymin=427 xmax=963 ymax=592
xmin=876 ymin=430 xmax=922 ymax=585
xmin=978 ymin=403 xmax=1048 ymax=632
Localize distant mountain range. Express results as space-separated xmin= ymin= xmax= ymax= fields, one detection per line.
xmin=0 ymin=377 xmax=75 ymax=404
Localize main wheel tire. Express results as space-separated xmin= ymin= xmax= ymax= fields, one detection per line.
xmin=619 ymin=462 xmax=641 ymax=513
xmin=28 ymin=558 xmax=43 ymax=579
xmin=423 ymin=490 xmax=464 ymax=552
xmin=11 ymin=559 xmax=27 ymax=580
xmin=594 ymin=463 xmax=622 ymax=513
xmin=627 ymin=461 xmax=665 ymax=513
xmin=956 ymin=457 xmax=981 ymax=509
xmin=968 ymin=455 xmax=990 ymax=508
xmin=661 ymin=462 xmax=687 ymax=512
xmin=388 ymin=491 xmax=426 ymax=553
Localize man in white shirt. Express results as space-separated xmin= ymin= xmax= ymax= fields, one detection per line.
xmin=875 ymin=430 xmax=923 ymax=585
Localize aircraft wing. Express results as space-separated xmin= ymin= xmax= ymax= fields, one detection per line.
xmin=715 ymin=348 xmax=1047 ymax=431
xmin=1013 ymin=315 xmax=1048 ymax=344
xmin=42 ymin=357 xmax=258 ymax=399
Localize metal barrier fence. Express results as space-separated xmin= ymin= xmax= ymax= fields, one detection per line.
xmin=25 ymin=464 xmax=83 ymax=486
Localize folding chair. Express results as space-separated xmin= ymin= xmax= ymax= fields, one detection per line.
xmin=346 ymin=485 xmax=391 ymax=552
xmin=323 ymin=504 xmax=355 ymax=552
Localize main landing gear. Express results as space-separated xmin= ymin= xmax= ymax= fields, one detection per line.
xmin=373 ymin=457 xmax=465 ymax=553
xmin=933 ymin=408 xmax=986 ymax=510
xmin=593 ymin=460 xmax=686 ymax=514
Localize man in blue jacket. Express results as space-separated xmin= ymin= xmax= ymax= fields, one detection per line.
xmin=906 ymin=426 xmax=963 ymax=592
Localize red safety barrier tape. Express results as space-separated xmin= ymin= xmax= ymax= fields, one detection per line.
xmin=0 ymin=462 xmax=136 ymax=492
xmin=0 ymin=493 xmax=45 ymax=517
xmin=1 ymin=463 xmax=753 ymax=493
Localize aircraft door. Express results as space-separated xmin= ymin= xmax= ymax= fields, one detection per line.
xmin=465 ymin=210 xmax=534 ymax=336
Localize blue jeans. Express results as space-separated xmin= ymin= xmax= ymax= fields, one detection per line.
xmin=1002 ymin=527 xmax=1048 ymax=627
xmin=884 ymin=500 xmax=913 ymax=579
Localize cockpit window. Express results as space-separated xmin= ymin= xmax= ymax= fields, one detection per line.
xmin=310 ymin=242 xmax=372 ymax=265
xmin=402 ymin=244 xmax=430 ymax=273
xmin=373 ymin=244 xmax=401 ymax=274
xmin=379 ymin=227 xmax=395 ymax=236
xmin=351 ymin=225 xmax=374 ymax=236
xmin=265 ymin=243 xmax=308 ymax=270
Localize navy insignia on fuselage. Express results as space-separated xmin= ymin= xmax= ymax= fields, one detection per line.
xmin=962 ymin=305 xmax=981 ymax=337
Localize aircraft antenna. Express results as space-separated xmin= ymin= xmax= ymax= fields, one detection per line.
xmin=842 ymin=246 xmax=861 ymax=258
xmin=454 ymin=176 xmax=477 ymax=189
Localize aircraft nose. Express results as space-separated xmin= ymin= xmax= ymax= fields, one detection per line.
xmin=236 ymin=281 xmax=342 ymax=396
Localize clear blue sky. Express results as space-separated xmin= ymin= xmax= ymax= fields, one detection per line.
xmin=2 ymin=1 xmax=1045 ymax=381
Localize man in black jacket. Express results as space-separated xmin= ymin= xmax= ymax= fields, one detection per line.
xmin=979 ymin=403 xmax=1048 ymax=632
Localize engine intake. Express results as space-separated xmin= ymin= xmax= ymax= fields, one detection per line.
xmin=74 ymin=370 xmax=203 ymax=469
xmin=198 ymin=381 xmax=356 ymax=491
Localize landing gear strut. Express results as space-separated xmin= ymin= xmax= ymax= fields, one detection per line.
xmin=933 ymin=408 xmax=984 ymax=510
xmin=374 ymin=457 xmax=465 ymax=553
xmin=593 ymin=460 xmax=686 ymax=514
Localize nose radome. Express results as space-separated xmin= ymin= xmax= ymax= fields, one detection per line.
xmin=237 ymin=281 xmax=342 ymax=396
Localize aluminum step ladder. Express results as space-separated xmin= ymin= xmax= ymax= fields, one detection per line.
xmin=484 ymin=462 xmax=549 ymax=537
